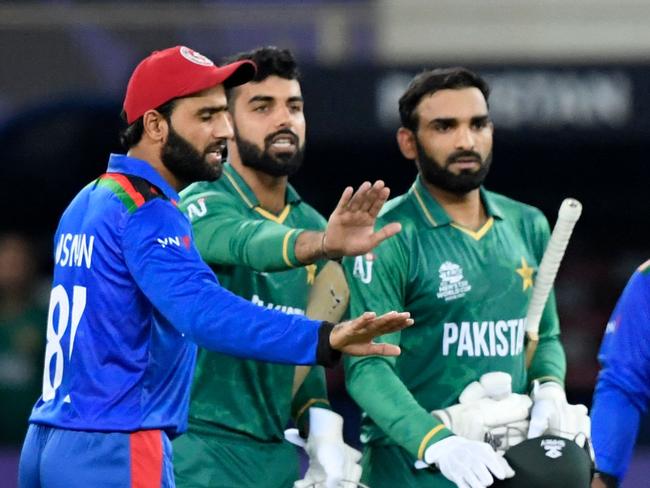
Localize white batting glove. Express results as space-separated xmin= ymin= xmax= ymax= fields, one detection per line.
xmin=527 ymin=381 xmax=591 ymax=446
xmin=285 ymin=408 xmax=362 ymax=488
xmin=421 ymin=436 xmax=515 ymax=488
xmin=432 ymin=373 xmax=531 ymax=451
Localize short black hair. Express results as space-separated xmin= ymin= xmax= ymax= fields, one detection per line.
xmin=398 ymin=67 xmax=490 ymax=131
xmin=118 ymin=98 xmax=177 ymax=150
xmin=222 ymin=46 xmax=300 ymax=104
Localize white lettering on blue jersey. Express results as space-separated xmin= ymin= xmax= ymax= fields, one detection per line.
xmin=55 ymin=233 xmax=95 ymax=269
xmin=251 ymin=294 xmax=305 ymax=316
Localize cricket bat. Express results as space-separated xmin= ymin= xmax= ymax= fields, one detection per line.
xmin=525 ymin=198 xmax=582 ymax=368
xmin=292 ymin=260 xmax=350 ymax=396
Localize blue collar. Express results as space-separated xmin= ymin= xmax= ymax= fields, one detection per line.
xmin=106 ymin=154 xmax=180 ymax=202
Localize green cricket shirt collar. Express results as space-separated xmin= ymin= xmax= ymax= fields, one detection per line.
xmin=410 ymin=175 xmax=504 ymax=229
xmin=222 ymin=162 xmax=303 ymax=209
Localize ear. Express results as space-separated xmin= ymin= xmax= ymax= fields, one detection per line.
xmin=141 ymin=110 xmax=169 ymax=144
xmin=396 ymin=127 xmax=417 ymax=160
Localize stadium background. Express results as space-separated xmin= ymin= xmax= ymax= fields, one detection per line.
xmin=0 ymin=1 xmax=648 ymax=486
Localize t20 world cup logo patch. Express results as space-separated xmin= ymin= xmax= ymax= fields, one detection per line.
xmin=436 ymin=261 xmax=471 ymax=301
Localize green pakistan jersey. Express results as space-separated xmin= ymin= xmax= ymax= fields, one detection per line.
xmin=177 ymin=163 xmax=329 ymax=443
xmin=343 ymin=176 xmax=566 ymax=464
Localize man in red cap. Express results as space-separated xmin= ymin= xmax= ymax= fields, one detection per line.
xmin=18 ymin=46 xmax=410 ymax=488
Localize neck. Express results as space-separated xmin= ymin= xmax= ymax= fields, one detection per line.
xmin=127 ymin=147 xmax=185 ymax=192
xmin=229 ymin=158 xmax=288 ymax=214
xmin=420 ymin=177 xmax=487 ymax=230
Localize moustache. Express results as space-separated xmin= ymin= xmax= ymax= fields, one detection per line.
xmin=446 ymin=150 xmax=483 ymax=166
xmin=264 ymin=129 xmax=299 ymax=146
xmin=203 ymin=139 xmax=227 ymax=155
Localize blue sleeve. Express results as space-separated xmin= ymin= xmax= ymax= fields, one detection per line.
xmin=121 ymin=199 xmax=325 ymax=365
xmin=591 ymin=268 xmax=650 ymax=480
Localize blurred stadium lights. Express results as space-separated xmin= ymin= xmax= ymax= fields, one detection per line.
xmin=378 ymin=0 xmax=650 ymax=63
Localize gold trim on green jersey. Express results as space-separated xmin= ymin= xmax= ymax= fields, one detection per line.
xmin=418 ymin=424 xmax=447 ymax=460
xmin=295 ymin=397 xmax=331 ymax=424
xmin=413 ymin=186 xmax=438 ymax=226
xmin=450 ymin=217 xmax=494 ymax=241
xmin=223 ymin=170 xmax=255 ymax=208
xmin=254 ymin=205 xmax=291 ymax=224
xmin=224 ymin=169 xmax=293 ymax=224
xmin=282 ymin=229 xmax=298 ymax=268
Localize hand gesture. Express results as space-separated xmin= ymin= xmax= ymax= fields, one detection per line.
xmin=330 ymin=311 xmax=412 ymax=356
xmin=323 ymin=181 xmax=401 ymax=259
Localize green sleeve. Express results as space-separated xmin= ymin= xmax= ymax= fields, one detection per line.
xmin=292 ymin=367 xmax=331 ymax=433
xmin=343 ymin=236 xmax=453 ymax=460
xmin=182 ymin=191 xmax=306 ymax=272
xmin=527 ymin=212 xmax=567 ymax=386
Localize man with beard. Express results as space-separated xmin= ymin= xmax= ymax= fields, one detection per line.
xmin=342 ymin=68 xmax=569 ymax=488
xmin=174 ymin=47 xmax=364 ymax=488
xmin=18 ymin=46 xmax=413 ymax=488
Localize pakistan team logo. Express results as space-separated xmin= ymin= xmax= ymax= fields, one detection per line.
xmin=436 ymin=261 xmax=471 ymax=301
xmin=353 ymin=253 xmax=374 ymax=284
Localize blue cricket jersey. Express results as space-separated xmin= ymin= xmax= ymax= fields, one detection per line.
xmin=591 ymin=261 xmax=650 ymax=480
xmin=29 ymin=154 xmax=335 ymax=438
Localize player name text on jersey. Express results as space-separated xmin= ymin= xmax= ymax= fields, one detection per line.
xmin=54 ymin=233 xmax=95 ymax=269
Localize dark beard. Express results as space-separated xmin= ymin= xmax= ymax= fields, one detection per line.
xmin=416 ymin=139 xmax=492 ymax=194
xmin=160 ymin=124 xmax=223 ymax=186
xmin=235 ymin=128 xmax=304 ymax=177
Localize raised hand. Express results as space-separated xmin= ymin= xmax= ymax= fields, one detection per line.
xmin=322 ymin=181 xmax=402 ymax=259
xmin=330 ymin=311 xmax=413 ymax=356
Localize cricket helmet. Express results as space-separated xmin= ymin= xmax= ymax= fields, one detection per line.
xmin=494 ymin=435 xmax=592 ymax=488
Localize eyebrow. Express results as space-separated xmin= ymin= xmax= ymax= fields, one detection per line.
xmin=428 ymin=114 xmax=490 ymax=125
xmin=247 ymin=95 xmax=304 ymax=104
xmin=196 ymin=105 xmax=228 ymax=116
xmin=471 ymin=115 xmax=490 ymax=123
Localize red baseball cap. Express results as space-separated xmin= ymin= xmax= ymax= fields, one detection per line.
xmin=123 ymin=46 xmax=256 ymax=124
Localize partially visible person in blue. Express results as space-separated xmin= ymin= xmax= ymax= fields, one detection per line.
xmin=18 ymin=45 xmax=411 ymax=488
xmin=591 ymin=260 xmax=650 ymax=488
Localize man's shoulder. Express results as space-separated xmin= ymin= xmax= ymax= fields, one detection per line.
xmin=180 ymin=178 xmax=229 ymax=200
xmin=179 ymin=178 xmax=240 ymax=212
xmin=485 ymin=189 xmax=546 ymax=223
xmin=378 ymin=192 xmax=416 ymax=222
xmin=294 ymin=200 xmax=327 ymax=226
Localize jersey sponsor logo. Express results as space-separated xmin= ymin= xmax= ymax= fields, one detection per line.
xmin=186 ymin=198 xmax=207 ymax=221
xmin=55 ymin=233 xmax=95 ymax=269
xmin=352 ymin=253 xmax=374 ymax=284
xmin=437 ymin=261 xmax=471 ymax=301
xmin=251 ymin=294 xmax=305 ymax=316
xmin=157 ymin=235 xmax=191 ymax=250
xmin=541 ymin=438 xmax=565 ymax=458
xmin=442 ymin=318 xmax=526 ymax=357
xmin=179 ymin=46 xmax=214 ymax=66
